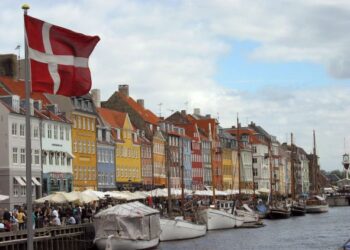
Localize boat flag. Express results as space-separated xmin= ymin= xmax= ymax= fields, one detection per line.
xmin=24 ymin=15 xmax=100 ymax=96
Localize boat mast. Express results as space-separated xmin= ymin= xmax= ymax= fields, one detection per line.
xmin=181 ymin=137 xmax=185 ymax=217
xmin=313 ymin=130 xmax=318 ymax=194
xmin=268 ymin=138 xmax=273 ymax=204
xmin=291 ymin=133 xmax=296 ymax=200
xmin=166 ymin=135 xmax=172 ymax=218
xmin=237 ymin=115 xmax=241 ymax=197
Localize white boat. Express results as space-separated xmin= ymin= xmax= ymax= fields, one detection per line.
xmin=160 ymin=217 xmax=206 ymax=241
xmin=217 ymin=200 xmax=259 ymax=224
xmin=236 ymin=204 xmax=260 ymax=223
xmin=306 ymin=196 xmax=329 ymax=213
xmin=93 ymin=201 xmax=161 ymax=250
xmin=198 ymin=208 xmax=245 ymax=230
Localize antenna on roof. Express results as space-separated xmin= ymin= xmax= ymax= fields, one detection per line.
xmin=15 ymin=45 xmax=21 ymax=80
xmin=158 ymin=103 xmax=163 ymax=117
xmin=184 ymin=101 xmax=188 ymax=112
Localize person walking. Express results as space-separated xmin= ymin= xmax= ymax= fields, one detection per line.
xmin=17 ymin=208 xmax=26 ymax=230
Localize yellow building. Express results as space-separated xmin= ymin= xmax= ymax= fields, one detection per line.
xmin=46 ymin=95 xmax=98 ymax=191
xmin=153 ymin=130 xmax=166 ymax=187
xmin=97 ymin=108 xmax=142 ymax=190
xmin=232 ymin=150 xmax=240 ymax=190
xmin=222 ymin=148 xmax=233 ymax=190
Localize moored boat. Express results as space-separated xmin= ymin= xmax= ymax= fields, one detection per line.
xmin=93 ymin=201 xmax=161 ymax=250
xmin=291 ymin=201 xmax=306 ymax=216
xmin=160 ymin=217 xmax=206 ymax=241
xmin=198 ymin=208 xmax=245 ymax=230
xmin=268 ymin=203 xmax=291 ymax=219
xmin=306 ymin=195 xmax=329 ymax=213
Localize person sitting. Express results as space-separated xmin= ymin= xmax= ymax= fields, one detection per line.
xmin=50 ymin=215 xmax=61 ymax=226
xmin=66 ymin=214 xmax=76 ymax=225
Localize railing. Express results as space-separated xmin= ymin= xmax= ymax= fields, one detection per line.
xmin=0 ymin=223 xmax=95 ymax=250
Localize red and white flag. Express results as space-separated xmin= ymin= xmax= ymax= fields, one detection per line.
xmin=24 ymin=15 xmax=100 ymax=97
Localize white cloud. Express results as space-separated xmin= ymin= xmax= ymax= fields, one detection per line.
xmin=1 ymin=0 xmax=350 ymax=170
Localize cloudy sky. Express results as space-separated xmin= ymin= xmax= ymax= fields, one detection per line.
xmin=1 ymin=0 xmax=350 ymax=171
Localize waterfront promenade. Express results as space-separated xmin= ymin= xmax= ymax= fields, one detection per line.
xmin=1 ymin=207 xmax=348 ymax=250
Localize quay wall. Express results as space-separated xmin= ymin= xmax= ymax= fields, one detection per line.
xmin=327 ymin=196 xmax=350 ymax=206
xmin=0 ymin=223 xmax=96 ymax=250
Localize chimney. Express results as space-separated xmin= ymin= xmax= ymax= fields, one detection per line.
xmin=137 ymin=99 xmax=144 ymax=108
xmin=181 ymin=110 xmax=186 ymax=116
xmin=47 ymin=104 xmax=59 ymax=115
xmin=33 ymin=100 xmax=42 ymax=110
xmin=194 ymin=108 xmax=200 ymax=116
xmin=118 ymin=84 xmax=129 ymax=97
xmin=206 ymin=114 xmax=211 ymax=118
xmin=91 ymin=89 xmax=101 ymax=108
xmin=0 ymin=54 xmax=18 ymax=79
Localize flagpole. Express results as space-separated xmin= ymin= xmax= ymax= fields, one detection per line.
xmin=22 ymin=4 xmax=34 ymax=250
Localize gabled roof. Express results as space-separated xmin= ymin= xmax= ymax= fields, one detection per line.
xmin=97 ymin=107 xmax=126 ymax=129
xmin=116 ymin=92 xmax=159 ymax=125
xmin=0 ymin=76 xmax=51 ymax=105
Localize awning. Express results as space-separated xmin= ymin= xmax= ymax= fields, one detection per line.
xmin=66 ymin=152 xmax=75 ymax=159
xmin=14 ymin=176 xmax=26 ymax=186
xmin=22 ymin=177 xmax=34 ymax=186
xmin=32 ymin=177 xmax=41 ymax=186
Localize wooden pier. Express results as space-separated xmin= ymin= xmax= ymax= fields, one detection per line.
xmin=0 ymin=223 xmax=96 ymax=250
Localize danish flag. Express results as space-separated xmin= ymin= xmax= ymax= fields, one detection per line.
xmin=24 ymin=15 xmax=100 ymax=96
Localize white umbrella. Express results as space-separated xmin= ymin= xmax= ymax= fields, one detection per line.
xmin=34 ymin=192 xmax=68 ymax=204
xmin=0 ymin=194 xmax=9 ymax=201
xmin=63 ymin=191 xmax=99 ymax=203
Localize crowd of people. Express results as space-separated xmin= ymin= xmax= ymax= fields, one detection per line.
xmin=0 ymin=203 xmax=99 ymax=232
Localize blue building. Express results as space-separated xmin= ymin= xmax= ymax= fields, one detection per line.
xmin=181 ymin=134 xmax=192 ymax=190
xmin=96 ymin=111 xmax=116 ymax=191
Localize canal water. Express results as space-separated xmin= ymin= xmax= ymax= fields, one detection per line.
xmin=158 ymin=207 xmax=350 ymax=250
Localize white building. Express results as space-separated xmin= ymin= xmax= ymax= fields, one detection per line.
xmin=40 ymin=103 xmax=73 ymax=195
xmin=0 ymin=95 xmax=42 ymax=209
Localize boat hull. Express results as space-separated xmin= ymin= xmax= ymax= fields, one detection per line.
xmin=268 ymin=208 xmax=291 ymax=219
xmin=236 ymin=209 xmax=260 ymax=223
xmin=160 ymin=218 xmax=206 ymax=241
xmin=305 ymin=204 xmax=329 ymax=213
xmin=95 ymin=236 xmax=159 ymax=250
xmin=291 ymin=205 xmax=306 ymax=216
xmin=198 ymin=209 xmax=245 ymax=230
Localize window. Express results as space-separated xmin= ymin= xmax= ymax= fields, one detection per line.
xmin=54 ymin=125 xmax=58 ymax=139
xmin=73 ymin=116 xmax=77 ymax=128
xmin=253 ymin=158 xmax=257 ymax=163
xmin=20 ymin=148 xmax=25 ymax=164
xmin=79 ymin=142 xmax=82 ymax=153
xmin=65 ymin=127 xmax=70 ymax=140
xmin=12 ymin=147 xmax=18 ymax=164
xmin=87 ymin=118 xmax=90 ymax=130
xmin=83 ymin=142 xmax=86 ymax=153
xmin=60 ymin=126 xmax=64 ymax=140
xmin=20 ymin=124 xmax=25 ymax=136
xmin=48 ymin=124 xmax=52 ymax=138
xmin=67 ymin=157 xmax=71 ymax=166
xmin=92 ymin=143 xmax=95 ymax=154
xmin=78 ymin=117 xmax=81 ymax=129
xmin=21 ymin=186 xmax=26 ymax=196
xmin=253 ymin=146 xmax=257 ymax=153
xmin=13 ymin=178 xmax=19 ymax=197
xmin=34 ymin=150 xmax=39 ymax=164
xmin=74 ymin=141 xmax=77 ymax=152
xmin=49 ymin=153 xmax=53 ymax=165
xmin=82 ymin=117 xmax=86 ymax=130
xmin=253 ymin=168 xmax=258 ymax=177
xmin=61 ymin=154 xmax=65 ymax=166
xmin=55 ymin=154 xmax=59 ymax=165
xmin=11 ymin=123 xmax=17 ymax=135
xmin=87 ymin=141 xmax=91 ymax=154
xmin=91 ymin=120 xmax=94 ymax=131
xmin=34 ymin=126 xmax=39 ymax=138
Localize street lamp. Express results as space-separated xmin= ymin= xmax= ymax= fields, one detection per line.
xmin=342 ymin=154 xmax=349 ymax=179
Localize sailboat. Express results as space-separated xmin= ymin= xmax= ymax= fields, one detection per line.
xmin=305 ymin=131 xmax=329 ymax=213
xmin=290 ymin=133 xmax=306 ymax=216
xmin=267 ymin=138 xmax=291 ymax=219
xmin=159 ymin=135 xmax=206 ymax=241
